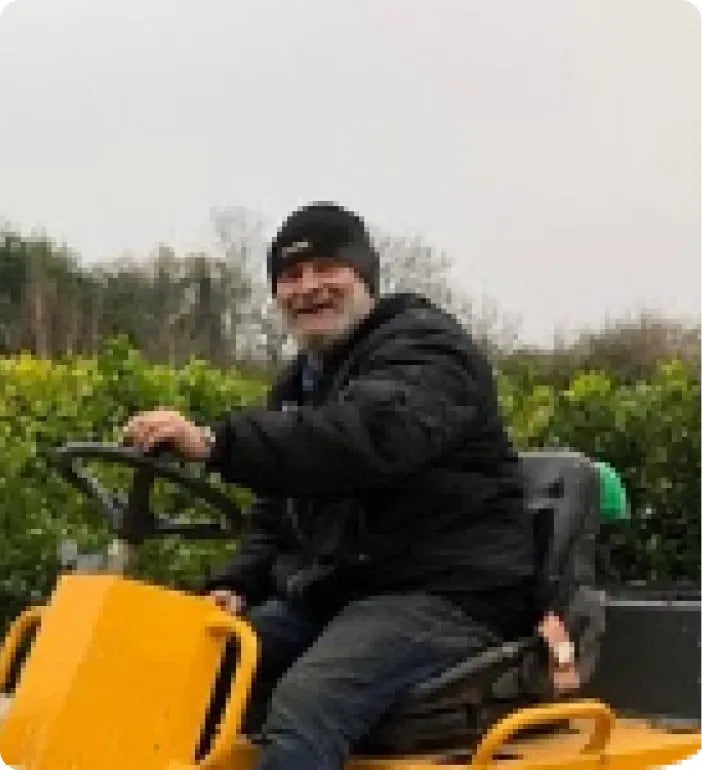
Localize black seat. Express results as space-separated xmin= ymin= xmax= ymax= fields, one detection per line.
xmin=360 ymin=451 xmax=606 ymax=754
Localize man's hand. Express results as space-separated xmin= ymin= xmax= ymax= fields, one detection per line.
xmin=538 ymin=612 xmax=581 ymax=694
xmin=208 ymin=589 xmax=247 ymax=615
xmin=121 ymin=408 xmax=211 ymax=461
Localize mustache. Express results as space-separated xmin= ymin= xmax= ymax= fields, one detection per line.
xmin=285 ymin=292 xmax=344 ymax=313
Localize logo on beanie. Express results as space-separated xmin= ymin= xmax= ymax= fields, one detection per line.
xmin=282 ymin=240 xmax=313 ymax=258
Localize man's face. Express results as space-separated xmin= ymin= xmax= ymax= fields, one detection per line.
xmin=275 ymin=256 xmax=374 ymax=352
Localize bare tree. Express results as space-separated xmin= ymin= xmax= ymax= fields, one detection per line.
xmin=374 ymin=231 xmax=520 ymax=356
xmin=0 ymin=217 xmax=519 ymax=366
xmin=211 ymin=207 xmax=291 ymax=371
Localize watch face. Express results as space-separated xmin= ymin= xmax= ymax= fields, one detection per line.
xmin=555 ymin=641 xmax=576 ymax=667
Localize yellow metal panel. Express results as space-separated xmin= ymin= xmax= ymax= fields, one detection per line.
xmin=0 ymin=574 xmax=248 ymax=770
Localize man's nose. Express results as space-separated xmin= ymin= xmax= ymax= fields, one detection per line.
xmin=297 ymin=263 xmax=323 ymax=292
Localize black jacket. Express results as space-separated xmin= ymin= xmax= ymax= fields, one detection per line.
xmin=204 ymin=292 xmax=536 ymax=637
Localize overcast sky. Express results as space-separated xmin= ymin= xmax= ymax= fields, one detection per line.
xmin=0 ymin=0 xmax=699 ymax=345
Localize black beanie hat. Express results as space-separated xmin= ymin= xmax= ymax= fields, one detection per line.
xmin=268 ymin=202 xmax=380 ymax=296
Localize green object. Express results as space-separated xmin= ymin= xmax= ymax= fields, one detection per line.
xmin=595 ymin=461 xmax=630 ymax=522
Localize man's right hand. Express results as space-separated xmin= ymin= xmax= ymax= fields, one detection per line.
xmin=208 ymin=589 xmax=247 ymax=615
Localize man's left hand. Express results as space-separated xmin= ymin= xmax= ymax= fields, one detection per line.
xmin=538 ymin=612 xmax=581 ymax=694
xmin=121 ymin=408 xmax=211 ymax=461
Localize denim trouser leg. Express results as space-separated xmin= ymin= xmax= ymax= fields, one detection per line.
xmin=244 ymin=598 xmax=323 ymax=734
xmin=254 ymin=593 xmax=500 ymax=770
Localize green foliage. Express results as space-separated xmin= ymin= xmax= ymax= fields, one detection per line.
xmin=498 ymin=359 xmax=700 ymax=585
xmin=0 ymin=337 xmax=267 ymax=630
xmin=0 ymin=340 xmax=698 ymax=633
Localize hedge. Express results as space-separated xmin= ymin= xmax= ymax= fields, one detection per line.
xmin=0 ymin=338 xmax=698 ymax=630
xmin=499 ymin=361 xmax=700 ymax=584
xmin=0 ymin=337 xmax=267 ymax=630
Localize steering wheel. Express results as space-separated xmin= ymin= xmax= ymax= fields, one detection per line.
xmin=52 ymin=442 xmax=243 ymax=545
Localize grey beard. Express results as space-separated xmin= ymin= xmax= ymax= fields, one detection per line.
xmin=300 ymin=332 xmax=337 ymax=354
xmin=297 ymin=313 xmax=365 ymax=355
xmin=290 ymin=298 xmax=376 ymax=356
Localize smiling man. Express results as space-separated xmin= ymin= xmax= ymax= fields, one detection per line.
xmin=123 ymin=202 xmax=564 ymax=770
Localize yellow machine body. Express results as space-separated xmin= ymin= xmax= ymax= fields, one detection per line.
xmin=0 ymin=574 xmax=699 ymax=770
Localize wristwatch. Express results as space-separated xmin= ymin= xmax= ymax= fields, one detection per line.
xmin=553 ymin=640 xmax=576 ymax=668
xmin=200 ymin=425 xmax=217 ymax=461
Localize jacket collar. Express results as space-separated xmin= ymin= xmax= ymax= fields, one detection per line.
xmin=318 ymin=291 xmax=429 ymax=371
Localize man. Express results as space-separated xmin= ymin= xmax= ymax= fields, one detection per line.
xmin=123 ymin=202 xmax=575 ymax=770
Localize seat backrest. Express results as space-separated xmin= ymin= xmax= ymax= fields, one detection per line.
xmin=518 ymin=451 xmax=606 ymax=686
xmin=361 ymin=451 xmax=609 ymax=754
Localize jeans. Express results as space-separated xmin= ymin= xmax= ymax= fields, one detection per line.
xmin=198 ymin=592 xmax=500 ymax=770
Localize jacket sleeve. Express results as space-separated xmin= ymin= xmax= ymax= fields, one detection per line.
xmin=201 ymin=496 xmax=282 ymax=604
xmin=207 ymin=333 xmax=484 ymax=497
